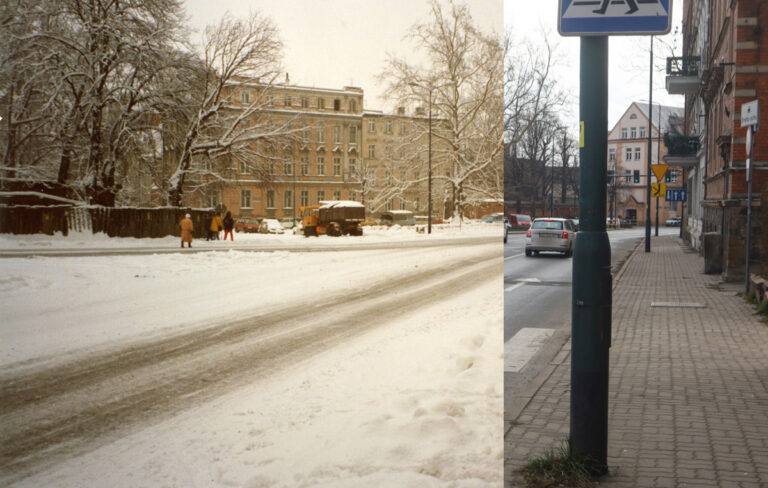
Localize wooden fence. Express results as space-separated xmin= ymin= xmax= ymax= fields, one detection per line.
xmin=0 ymin=206 xmax=212 ymax=238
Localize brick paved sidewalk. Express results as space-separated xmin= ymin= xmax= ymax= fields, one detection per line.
xmin=504 ymin=235 xmax=768 ymax=487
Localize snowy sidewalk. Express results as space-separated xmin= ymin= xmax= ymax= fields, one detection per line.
xmin=504 ymin=235 xmax=768 ymax=487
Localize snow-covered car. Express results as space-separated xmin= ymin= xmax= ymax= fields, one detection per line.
xmin=525 ymin=217 xmax=576 ymax=257
xmin=258 ymin=218 xmax=284 ymax=234
xmin=481 ymin=212 xmax=505 ymax=223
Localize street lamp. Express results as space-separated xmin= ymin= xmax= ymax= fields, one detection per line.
xmin=409 ymin=81 xmax=451 ymax=234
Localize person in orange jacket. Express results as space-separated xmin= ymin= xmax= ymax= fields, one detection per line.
xmin=180 ymin=213 xmax=194 ymax=248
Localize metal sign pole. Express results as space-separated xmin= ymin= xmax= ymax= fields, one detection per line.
xmin=645 ymin=36 xmax=653 ymax=252
xmin=745 ymin=125 xmax=754 ymax=294
xmin=571 ymin=36 xmax=610 ymax=474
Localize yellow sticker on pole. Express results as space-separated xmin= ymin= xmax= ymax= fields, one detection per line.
xmin=579 ymin=121 xmax=584 ymax=148
xmin=652 ymin=182 xmax=666 ymax=198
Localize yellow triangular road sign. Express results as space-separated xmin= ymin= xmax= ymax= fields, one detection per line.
xmin=651 ymin=164 xmax=669 ymax=181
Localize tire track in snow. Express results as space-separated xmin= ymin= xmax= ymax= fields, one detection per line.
xmin=0 ymin=247 xmax=500 ymax=484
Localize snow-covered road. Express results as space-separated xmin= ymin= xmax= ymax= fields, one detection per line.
xmin=0 ymin=226 xmax=503 ymax=487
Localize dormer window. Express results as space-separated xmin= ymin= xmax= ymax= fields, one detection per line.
xmin=334 ymin=99 xmax=341 ymax=111
xmin=349 ymin=100 xmax=357 ymax=112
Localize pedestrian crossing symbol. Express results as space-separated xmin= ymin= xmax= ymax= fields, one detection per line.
xmin=559 ymin=0 xmax=673 ymax=36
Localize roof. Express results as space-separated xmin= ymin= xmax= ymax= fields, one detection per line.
xmin=318 ymin=200 xmax=365 ymax=208
xmin=633 ymin=103 xmax=684 ymax=134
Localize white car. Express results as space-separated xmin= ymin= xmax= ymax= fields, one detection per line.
xmin=258 ymin=218 xmax=285 ymax=234
xmin=525 ymin=217 xmax=576 ymax=257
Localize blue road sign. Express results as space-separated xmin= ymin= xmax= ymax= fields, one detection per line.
xmin=665 ymin=189 xmax=687 ymax=202
xmin=559 ymin=0 xmax=673 ymax=36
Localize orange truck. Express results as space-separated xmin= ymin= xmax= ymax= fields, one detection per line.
xmin=300 ymin=201 xmax=365 ymax=236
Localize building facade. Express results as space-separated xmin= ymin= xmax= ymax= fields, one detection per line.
xmin=182 ymin=80 xmax=449 ymax=223
xmin=666 ymin=0 xmax=767 ymax=279
xmin=606 ymin=102 xmax=684 ymax=226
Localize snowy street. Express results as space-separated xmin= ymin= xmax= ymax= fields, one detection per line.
xmin=0 ymin=226 xmax=503 ymax=487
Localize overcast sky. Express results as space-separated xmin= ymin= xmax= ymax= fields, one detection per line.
xmin=505 ymin=0 xmax=684 ymax=135
xmin=182 ymin=0 xmax=502 ymax=112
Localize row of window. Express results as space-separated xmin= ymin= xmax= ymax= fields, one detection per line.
xmin=240 ymin=189 xmax=356 ymax=209
xmin=609 ymin=147 xmax=644 ymax=162
xmin=257 ymin=157 xmax=356 ymax=177
xmin=241 ymin=91 xmax=359 ymax=113
xmin=620 ymin=126 xmax=647 ymax=139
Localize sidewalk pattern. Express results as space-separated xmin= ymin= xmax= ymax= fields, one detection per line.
xmin=505 ymin=236 xmax=768 ymax=487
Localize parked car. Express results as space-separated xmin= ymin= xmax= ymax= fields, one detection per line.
xmin=525 ymin=217 xmax=576 ymax=257
xmin=235 ymin=218 xmax=260 ymax=233
xmin=507 ymin=214 xmax=532 ymax=229
xmin=665 ymin=216 xmax=682 ymax=227
xmin=481 ymin=212 xmax=505 ymax=223
xmin=568 ymin=218 xmax=579 ymax=231
xmin=258 ymin=218 xmax=285 ymax=234
xmin=380 ymin=210 xmax=415 ymax=226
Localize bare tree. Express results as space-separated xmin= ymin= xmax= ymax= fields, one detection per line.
xmin=382 ymin=0 xmax=503 ymax=221
xmin=165 ymin=12 xmax=303 ymax=207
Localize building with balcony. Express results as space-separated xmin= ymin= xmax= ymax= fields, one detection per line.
xmin=605 ymin=102 xmax=684 ymax=227
xmin=665 ymin=0 xmax=768 ymax=280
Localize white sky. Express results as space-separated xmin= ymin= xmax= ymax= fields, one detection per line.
xmin=505 ymin=0 xmax=684 ymax=136
xmin=182 ymin=0 xmax=503 ymax=112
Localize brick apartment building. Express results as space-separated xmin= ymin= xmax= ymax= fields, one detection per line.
xmin=665 ymin=0 xmax=767 ymax=279
xmin=606 ymin=102 xmax=684 ymax=226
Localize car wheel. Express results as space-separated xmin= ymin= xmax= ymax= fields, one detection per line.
xmin=525 ymin=249 xmax=532 ymax=257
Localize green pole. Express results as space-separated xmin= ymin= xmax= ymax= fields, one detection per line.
xmin=571 ymin=35 xmax=611 ymax=474
xmin=645 ymin=36 xmax=653 ymax=252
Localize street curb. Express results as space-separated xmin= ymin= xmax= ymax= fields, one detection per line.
xmin=504 ymin=236 xmax=644 ymax=429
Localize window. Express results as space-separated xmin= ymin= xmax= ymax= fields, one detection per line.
xmin=317 ymin=123 xmax=326 ymax=143
xmin=301 ymin=129 xmax=309 ymax=144
xmin=624 ymin=170 xmax=631 ymax=183
xmin=630 ymin=113 xmax=637 ymax=119
xmin=266 ymin=190 xmax=275 ymax=208
xmin=621 ymin=128 xmax=628 ymax=139
xmin=368 ymin=120 xmax=376 ymax=133
xmin=317 ymin=190 xmax=325 ymax=202
xmin=349 ymin=99 xmax=357 ymax=112
xmin=609 ymin=148 xmax=616 ymax=162
xmin=349 ymin=125 xmax=357 ymax=145
xmin=368 ymin=144 xmax=375 ymax=159
xmin=318 ymin=97 xmax=325 ymax=110
xmin=284 ymin=160 xmax=293 ymax=175
xmin=241 ymin=91 xmax=249 ymax=104
xmin=386 ymin=200 xmax=393 ymax=211
xmin=671 ymin=169 xmax=679 ymax=183
xmin=241 ymin=189 xmax=252 ymax=208
xmin=414 ymin=198 xmax=420 ymax=211
xmin=349 ymin=158 xmax=357 ymax=174
xmin=348 ymin=191 xmax=356 ymax=201
xmin=284 ymin=190 xmax=293 ymax=209
xmin=300 ymin=157 xmax=309 ymax=176
xmin=639 ymin=126 xmax=646 ymax=138
xmin=268 ymin=95 xmax=274 ymax=107
xmin=301 ymin=97 xmax=308 ymax=109
xmin=413 ymin=168 xmax=419 ymax=180
xmin=240 ymin=161 xmax=249 ymax=174
xmin=385 ymin=121 xmax=393 ymax=134
xmin=334 ymin=99 xmax=341 ymax=111
xmin=333 ymin=125 xmax=341 ymax=144
xmin=635 ymin=147 xmax=641 ymax=160
xmin=300 ymin=189 xmax=309 ymax=207
xmin=625 ymin=147 xmax=632 ymax=161
xmin=317 ymin=156 xmax=326 ymax=175
xmin=631 ymin=127 xmax=637 ymax=138
xmin=333 ymin=157 xmax=341 ymax=176
xmin=333 ymin=190 xmax=341 ymax=200
xmin=266 ymin=161 xmax=275 ymax=174
xmin=399 ymin=122 xmax=406 ymax=135
xmin=400 ymin=199 xmax=406 ymax=210
xmin=284 ymin=95 xmax=291 ymax=107
xmin=206 ymin=192 xmax=219 ymax=208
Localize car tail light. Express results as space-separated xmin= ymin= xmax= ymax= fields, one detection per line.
xmin=561 ymin=231 xmax=569 ymax=239
xmin=526 ymin=230 xmax=531 ymax=238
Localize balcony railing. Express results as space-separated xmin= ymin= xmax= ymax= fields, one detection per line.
xmin=664 ymin=134 xmax=700 ymax=156
xmin=666 ymin=56 xmax=700 ymax=77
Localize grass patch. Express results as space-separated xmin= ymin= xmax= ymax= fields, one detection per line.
xmin=517 ymin=439 xmax=597 ymax=488
xmin=756 ymin=299 xmax=768 ymax=316
xmin=746 ymin=289 xmax=757 ymax=304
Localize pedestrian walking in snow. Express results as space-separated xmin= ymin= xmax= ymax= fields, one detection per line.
xmin=223 ymin=211 xmax=235 ymax=241
xmin=205 ymin=213 xmax=213 ymax=241
xmin=210 ymin=212 xmax=223 ymax=240
xmin=180 ymin=213 xmax=194 ymax=248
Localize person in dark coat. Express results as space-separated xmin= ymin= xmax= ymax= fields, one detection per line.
xmin=223 ymin=211 xmax=235 ymax=241
xmin=205 ymin=213 xmax=213 ymax=241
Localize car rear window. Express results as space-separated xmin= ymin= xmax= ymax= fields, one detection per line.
xmin=518 ymin=216 xmax=531 ymax=222
xmin=531 ymin=220 xmax=563 ymax=230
